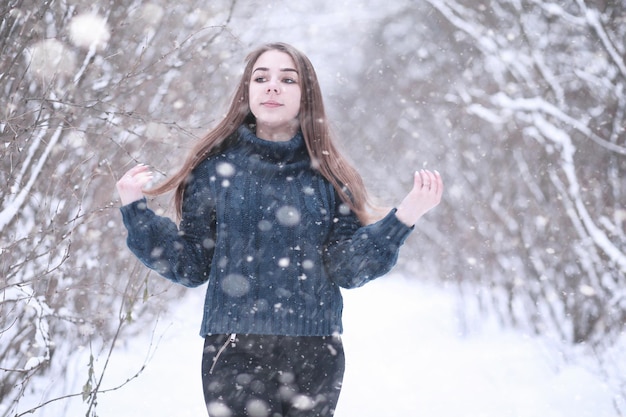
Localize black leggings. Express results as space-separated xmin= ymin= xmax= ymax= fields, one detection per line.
xmin=201 ymin=334 xmax=345 ymax=417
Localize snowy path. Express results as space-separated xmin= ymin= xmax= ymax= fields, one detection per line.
xmin=87 ymin=275 xmax=616 ymax=417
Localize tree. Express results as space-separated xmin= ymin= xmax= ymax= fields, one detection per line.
xmin=337 ymin=0 xmax=626 ymax=347
xmin=0 ymin=1 xmax=239 ymax=415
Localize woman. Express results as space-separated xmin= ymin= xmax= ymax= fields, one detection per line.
xmin=116 ymin=42 xmax=443 ymax=417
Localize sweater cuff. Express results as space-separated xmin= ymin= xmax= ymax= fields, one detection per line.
xmin=120 ymin=197 xmax=151 ymax=228
xmin=376 ymin=208 xmax=414 ymax=245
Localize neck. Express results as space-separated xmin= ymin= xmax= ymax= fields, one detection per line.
xmin=255 ymin=121 xmax=299 ymax=142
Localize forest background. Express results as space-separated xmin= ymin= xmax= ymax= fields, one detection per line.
xmin=1 ymin=0 xmax=625 ymax=415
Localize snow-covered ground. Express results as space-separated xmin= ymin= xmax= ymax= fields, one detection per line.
xmin=59 ymin=274 xmax=622 ymax=417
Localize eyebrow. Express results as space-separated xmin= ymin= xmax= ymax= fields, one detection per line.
xmin=252 ymin=67 xmax=299 ymax=74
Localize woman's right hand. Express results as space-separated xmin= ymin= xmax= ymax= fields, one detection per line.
xmin=394 ymin=169 xmax=443 ymax=227
xmin=116 ymin=164 xmax=153 ymax=206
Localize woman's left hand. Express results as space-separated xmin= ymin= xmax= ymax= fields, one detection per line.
xmin=116 ymin=164 xmax=153 ymax=206
xmin=394 ymin=170 xmax=443 ymax=227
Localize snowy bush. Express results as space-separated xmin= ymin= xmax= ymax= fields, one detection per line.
xmin=333 ymin=0 xmax=626 ymax=348
xmin=0 ymin=0 xmax=238 ymax=415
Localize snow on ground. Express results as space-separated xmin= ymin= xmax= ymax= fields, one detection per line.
xmin=68 ymin=274 xmax=619 ymax=417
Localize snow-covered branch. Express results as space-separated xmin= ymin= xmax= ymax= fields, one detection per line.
xmin=0 ymin=122 xmax=64 ymax=232
xmin=490 ymin=93 xmax=626 ymax=155
xmin=533 ymin=113 xmax=626 ymax=273
xmin=577 ymin=0 xmax=626 ymax=79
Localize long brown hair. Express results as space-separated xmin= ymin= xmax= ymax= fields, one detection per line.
xmin=147 ymin=42 xmax=373 ymax=224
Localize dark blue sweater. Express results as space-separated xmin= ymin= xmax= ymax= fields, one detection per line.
xmin=120 ymin=125 xmax=413 ymax=336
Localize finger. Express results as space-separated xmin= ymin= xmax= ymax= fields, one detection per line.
xmin=413 ymin=170 xmax=423 ymax=191
xmin=124 ymin=164 xmax=149 ymax=178
xmin=418 ymin=170 xmax=426 ymax=189
xmin=421 ymin=169 xmax=433 ymax=190
xmin=414 ymin=170 xmax=429 ymax=191
xmin=433 ymin=170 xmax=443 ymax=196
xmin=135 ymin=171 xmax=154 ymax=185
xmin=424 ymin=170 xmax=438 ymax=193
xmin=428 ymin=170 xmax=438 ymax=195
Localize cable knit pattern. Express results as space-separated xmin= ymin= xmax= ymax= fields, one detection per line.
xmin=121 ymin=125 xmax=413 ymax=336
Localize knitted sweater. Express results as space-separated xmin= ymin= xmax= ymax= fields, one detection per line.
xmin=120 ymin=125 xmax=413 ymax=337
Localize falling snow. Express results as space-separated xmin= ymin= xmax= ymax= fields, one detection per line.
xmin=69 ymin=13 xmax=110 ymax=50
xmin=3 ymin=0 xmax=626 ymax=416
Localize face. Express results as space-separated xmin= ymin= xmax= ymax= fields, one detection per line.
xmin=248 ymin=50 xmax=302 ymax=141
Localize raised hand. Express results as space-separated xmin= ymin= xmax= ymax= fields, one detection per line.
xmin=394 ymin=169 xmax=443 ymax=227
xmin=116 ymin=164 xmax=153 ymax=206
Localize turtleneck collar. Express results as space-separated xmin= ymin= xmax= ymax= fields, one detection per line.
xmin=237 ymin=124 xmax=308 ymax=164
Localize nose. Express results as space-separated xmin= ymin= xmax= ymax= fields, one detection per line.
xmin=266 ymin=79 xmax=280 ymax=94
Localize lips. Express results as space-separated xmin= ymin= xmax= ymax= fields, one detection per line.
xmin=261 ymin=100 xmax=282 ymax=108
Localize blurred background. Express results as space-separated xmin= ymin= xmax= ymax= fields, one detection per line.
xmin=1 ymin=0 xmax=625 ymax=415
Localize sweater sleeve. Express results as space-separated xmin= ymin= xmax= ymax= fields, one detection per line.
xmin=119 ymin=176 xmax=216 ymax=288
xmin=323 ymin=203 xmax=413 ymax=289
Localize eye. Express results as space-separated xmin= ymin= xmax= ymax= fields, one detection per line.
xmin=253 ymin=76 xmax=267 ymax=83
xmin=283 ymin=78 xmax=297 ymax=84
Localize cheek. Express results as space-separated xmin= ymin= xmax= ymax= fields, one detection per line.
xmin=292 ymin=91 xmax=302 ymax=112
xmin=295 ymin=91 xmax=302 ymax=103
xmin=249 ymin=102 xmax=259 ymax=117
xmin=248 ymin=86 xmax=260 ymax=114
xmin=293 ymin=102 xmax=301 ymax=116
xmin=248 ymin=84 xmax=258 ymax=101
